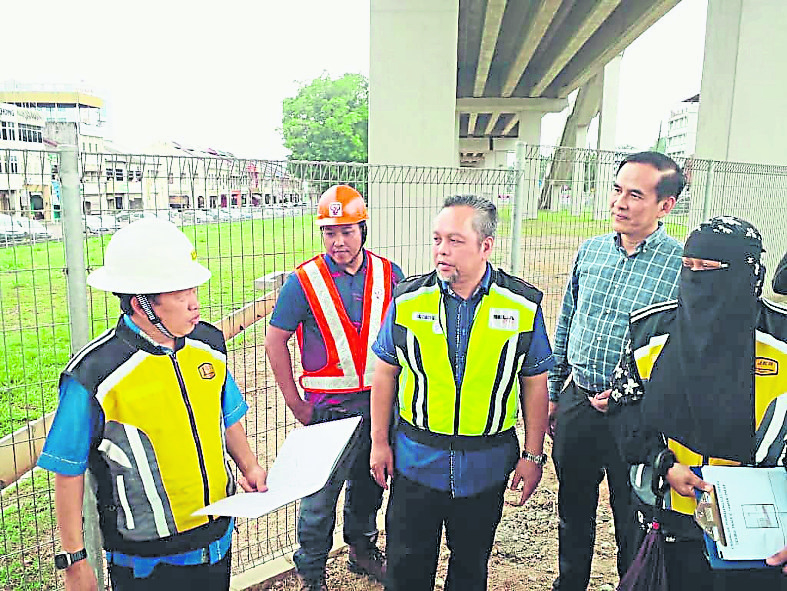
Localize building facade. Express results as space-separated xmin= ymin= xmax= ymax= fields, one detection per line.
xmin=0 ymin=103 xmax=52 ymax=218
xmin=665 ymin=93 xmax=699 ymax=160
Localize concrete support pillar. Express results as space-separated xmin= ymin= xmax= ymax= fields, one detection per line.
xmin=368 ymin=0 xmax=459 ymax=273
xmin=597 ymin=54 xmax=621 ymax=152
xmin=483 ymin=150 xmax=508 ymax=170
xmin=518 ymin=111 xmax=543 ymax=219
xmin=592 ymin=55 xmax=622 ymax=218
xmin=369 ymin=0 xmax=458 ymax=167
xmin=571 ymin=125 xmax=588 ymax=216
xmin=695 ymin=0 xmax=787 ymax=295
xmin=695 ymin=0 xmax=787 ymax=165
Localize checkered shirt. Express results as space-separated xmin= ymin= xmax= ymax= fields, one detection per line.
xmin=548 ymin=224 xmax=683 ymax=400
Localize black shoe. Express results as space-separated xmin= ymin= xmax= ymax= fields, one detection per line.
xmin=347 ymin=544 xmax=386 ymax=582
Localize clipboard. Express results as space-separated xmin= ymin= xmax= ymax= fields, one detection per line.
xmin=691 ymin=466 xmax=770 ymax=570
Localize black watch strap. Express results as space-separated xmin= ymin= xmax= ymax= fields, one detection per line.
xmin=55 ymin=548 xmax=87 ymax=570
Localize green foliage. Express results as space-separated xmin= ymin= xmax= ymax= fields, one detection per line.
xmin=282 ymin=73 xmax=368 ymax=163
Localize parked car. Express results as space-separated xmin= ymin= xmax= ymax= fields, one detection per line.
xmin=84 ymin=214 xmax=116 ymax=234
xmin=13 ymin=217 xmax=53 ymax=242
xmin=115 ymin=211 xmax=146 ymax=225
xmin=181 ymin=209 xmax=211 ymax=225
xmin=0 ymin=214 xmax=28 ymax=245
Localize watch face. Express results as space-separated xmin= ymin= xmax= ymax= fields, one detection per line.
xmin=54 ymin=554 xmax=68 ymax=570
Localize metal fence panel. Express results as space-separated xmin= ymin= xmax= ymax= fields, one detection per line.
xmin=0 ymin=146 xmax=786 ymax=589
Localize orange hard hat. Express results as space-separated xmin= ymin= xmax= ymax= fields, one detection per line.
xmin=316 ymin=185 xmax=368 ymax=227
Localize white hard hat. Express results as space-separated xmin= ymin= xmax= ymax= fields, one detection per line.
xmin=87 ymin=218 xmax=211 ymax=294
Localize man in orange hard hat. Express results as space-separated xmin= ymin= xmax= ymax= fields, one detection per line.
xmin=266 ymin=185 xmax=404 ymax=591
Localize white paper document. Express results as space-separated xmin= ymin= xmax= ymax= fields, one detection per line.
xmin=701 ymin=466 xmax=787 ymax=560
xmin=193 ymin=415 xmax=362 ymax=519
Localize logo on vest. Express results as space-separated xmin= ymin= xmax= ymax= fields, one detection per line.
xmin=198 ymin=362 xmax=216 ymax=379
xmin=329 ymin=201 xmax=343 ymax=217
xmin=755 ymin=357 xmax=778 ymax=376
xmin=489 ymin=308 xmax=519 ymax=331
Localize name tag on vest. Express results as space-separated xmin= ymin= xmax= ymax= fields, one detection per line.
xmin=412 ymin=312 xmax=442 ymax=334
xmin=489 ymin=308 xmax=519 ymax=331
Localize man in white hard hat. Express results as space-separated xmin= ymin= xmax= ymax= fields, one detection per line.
xmin=38 ymin=218 xmax=267 ymax=591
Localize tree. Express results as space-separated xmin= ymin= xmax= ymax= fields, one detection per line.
xmin=282 ymin=73 xmax=368 ymax=163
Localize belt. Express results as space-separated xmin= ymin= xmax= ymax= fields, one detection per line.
xmin=397 ymin=420 xmax=517 ymax=451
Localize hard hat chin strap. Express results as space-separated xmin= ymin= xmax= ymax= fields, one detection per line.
xmin=135 ymin=294 xmax=176 ymax=340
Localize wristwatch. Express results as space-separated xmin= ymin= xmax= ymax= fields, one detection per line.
xmin=521 ymin=450 xmax=548 ymax=466
xmin=54 ymin=548 xmax=87 ymax=570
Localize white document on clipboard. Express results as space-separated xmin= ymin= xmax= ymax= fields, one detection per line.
xmin=700 ymin=465 xmax=787 ymax=561
xmin=193 ymin=415 xmax=362 ymax=519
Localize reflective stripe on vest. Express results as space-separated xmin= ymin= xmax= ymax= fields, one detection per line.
xmin=394 ymin=282 xmax=537 ymax=436
xmin=633 ymin=320 xmax=787 ymax=516
xmin=295 ymin=252 xmax=393 ymax=393
xmin=95 ymin=337 xmax=230 ymax=538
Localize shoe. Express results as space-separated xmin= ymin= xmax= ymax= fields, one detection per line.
xmin=347 ymin=544 xmax=386 ymax=582
xmin=298 ymin=573 xmax=327 ymax=591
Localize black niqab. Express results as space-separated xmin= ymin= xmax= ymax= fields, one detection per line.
xmin=641 ymin=217 xmax=764 ymax=463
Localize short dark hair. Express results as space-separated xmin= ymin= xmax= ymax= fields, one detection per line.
xmin=442 ymin=194 xmax=498 ymax=240
xmin=115 ymin=293 xmax=159 ymax=315
xmin=616 ymin=151 xmax=685 ymax=201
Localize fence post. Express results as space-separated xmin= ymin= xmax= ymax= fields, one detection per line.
xmin=510 ymin=141 xmax=526 ymax=276
xmin=701 ymin=160 xmax=715 ymax=222
xmin=59 ymin=143 xmax=104 ymax=588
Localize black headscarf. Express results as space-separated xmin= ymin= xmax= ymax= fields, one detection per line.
xmin=641 ymin=216 xmax=765 ymax=463
xmin=774 ymin=251 xmax=787 ymax=295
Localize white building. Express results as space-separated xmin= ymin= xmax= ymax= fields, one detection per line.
xmin=665 ymin=93 xmax=699 ymax=160
xmin=0 ymin=103 xmax=52 ymax=218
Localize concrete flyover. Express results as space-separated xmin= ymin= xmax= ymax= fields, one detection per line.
xmin=368 ymin=0 xmax=681 ymax=272
xmin=370 ymin=0 xmax=681 ymax=169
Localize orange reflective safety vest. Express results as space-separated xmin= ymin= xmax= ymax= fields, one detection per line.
xmin=294 ymin=251 xmax=394 ymax=393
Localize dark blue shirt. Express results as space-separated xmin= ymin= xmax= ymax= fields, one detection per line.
xmin=372 ymin=264 xmax=554 ymax=497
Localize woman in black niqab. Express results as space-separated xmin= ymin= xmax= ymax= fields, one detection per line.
xmin=641 ymin=216 xmax=766 ymax=463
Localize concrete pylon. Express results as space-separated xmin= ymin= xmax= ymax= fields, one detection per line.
xmin=694 ymin=0 xmax=787 ymax=297
xmin=368 ymin=0 xmax=460 ymax=273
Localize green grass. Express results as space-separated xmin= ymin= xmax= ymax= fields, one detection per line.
xmin=0 ymin=215 xmax=322 ymax=437
xmin=0 ymin=470 xmax=58 ymax=590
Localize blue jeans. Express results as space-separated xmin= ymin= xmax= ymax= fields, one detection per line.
xmin=293 ymin=404 xmax=383 ymax=581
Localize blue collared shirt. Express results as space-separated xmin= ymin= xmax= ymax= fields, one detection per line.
xmin=38 ymin=315 xmax=245 ymax=577
xmin=372 ymin=264 xmax=554 ymax=497
xmin=547 ymin=224 xmax=683 ymax=400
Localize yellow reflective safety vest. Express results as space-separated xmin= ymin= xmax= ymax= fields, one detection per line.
xmin=628 ymin=298 xmax=787 ymax=516
xmin=65 ymin=318 xmax=234 ymax=555
xmin=392 ymin=269 xmax=542 ymax=437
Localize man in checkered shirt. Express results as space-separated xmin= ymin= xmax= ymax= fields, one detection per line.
xmin=548 ymin=151 xmax=686 ymax=591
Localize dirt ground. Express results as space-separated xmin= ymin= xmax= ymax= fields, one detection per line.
xmin=246 ymin=435 xmax=620 ymax=591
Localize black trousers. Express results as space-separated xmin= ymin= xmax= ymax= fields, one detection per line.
xmin=108 ymin=550 xmax=231 ymax=591
xmin=551 ymin=381 xmax=632 ymax=591
xmin=385 ymin=474 xmax=507 ymax=591
xmin=627 ymin=518 xmax=787 ymax=591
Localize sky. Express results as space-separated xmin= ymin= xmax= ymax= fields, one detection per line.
xmin=3 ymin=0 xmax=706 ymax=159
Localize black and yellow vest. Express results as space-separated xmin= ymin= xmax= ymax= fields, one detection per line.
xmin=629 ymin=298 xmax=787 ymax=516
xmin=64 ymin=318 xmax=234 ymax=556
xmin=392 ymin=269 xmax=542 ymax=441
